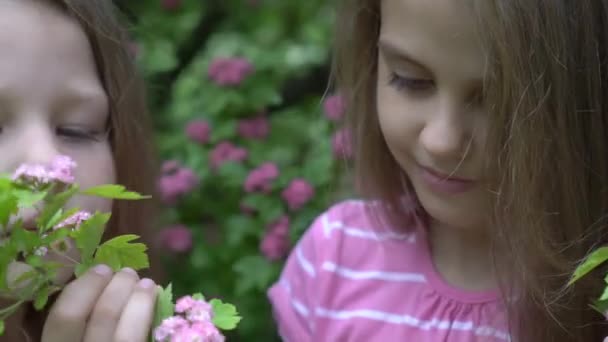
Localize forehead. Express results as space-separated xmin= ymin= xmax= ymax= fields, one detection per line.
xmin=0 ymin=0 xmax=103 ymax=99
xmin=379 ymin=0 xmax=485 ymax=80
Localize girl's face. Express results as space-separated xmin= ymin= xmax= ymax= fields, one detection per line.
xmin=0 ymin=0 xmax=115 ymax=288
xmin=377 ymin=0 xmax=490 ymax=230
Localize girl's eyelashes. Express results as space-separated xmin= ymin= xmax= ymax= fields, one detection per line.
xmin=388 ymin=72 xmax=435 ymax=92
xmin=56 ymin=126 xmax=105 ymax=142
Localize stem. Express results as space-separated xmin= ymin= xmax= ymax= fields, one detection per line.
xmin=54 ymin=252 xmax=79 ymax=265
xmin=0 ymin=300 xmax=24 ymax=319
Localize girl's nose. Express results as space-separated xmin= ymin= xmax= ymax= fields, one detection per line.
xmin=419 ymin=99 xmax=471 ymax=162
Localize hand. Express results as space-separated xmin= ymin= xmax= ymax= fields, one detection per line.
xmin=41 ymin=265 xmax=158 ymax=342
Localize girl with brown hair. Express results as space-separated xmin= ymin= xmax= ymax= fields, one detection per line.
xmin=0 ymin=0 xmax=160 ymax=341
xmin=269 ymin=0 xmax=608 ymax=341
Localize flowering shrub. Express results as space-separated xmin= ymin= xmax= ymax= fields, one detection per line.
xmin=123 ymin=0 xmax=349 ymax=339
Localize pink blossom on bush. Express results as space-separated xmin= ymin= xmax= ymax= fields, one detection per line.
xmin=260 ymin=234 xmax=289 ymax=261
xmin=209 ymin=142 xmax=248 ymax=170
xmin=188 ymin=321 xmax=225 ymax=342
xmin=175 ymin=296 xmax=199 ymax=313
xmin=158 ymin=167 xmax=199 ymax=204
xmin=237 ymin=115 xmax=269 ymax=140
xmin=161 ymin=160 xmax=180 ymax=174
xmin=281 ymin=178 xmax=314 ymax=210
xmin=154 ymin=316 xmax=188 ymax=341
xmin=54 ymin=211 xmax=92 ymax=230
xmin=49 ymin=155 xmax=77 ymax=184
xmin=175 ymin=296 xmax=213 ymax=322
xmin=158 ymin=225 xmax=193 ymax=253
xmin=244 ymin=162 xmax=279 ymax=193
xmin=267 ymin=215 xmax=289 ymax=237
xmin=331 ymin=127 xmax=353 ymax=159
xmin=323 ymin=94 xmax=345 ymax=122
xmin=260 ymin=216 xmax=290 ymax=261
xmin=161 ymin=0 xmax=181 ymax=11
xmin=208 ymin=57 xmax=254 ymax=86
xmin=12 ymin=155 xmax=77 ymax=186
xmin=154 ymin=296 xmax=224 ymax=342
xmin=185 ymin=120 xmax=211 ymax=144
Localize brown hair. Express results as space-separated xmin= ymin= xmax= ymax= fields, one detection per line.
xmin=19 ymin=0 xmax=160 ymax=339
xmin=333 ymin=0 xmax=608 ymax=341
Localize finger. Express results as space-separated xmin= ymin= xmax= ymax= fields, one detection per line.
xmin=114 ymin=278 xmax=158 ymax=342
xmin=42 ymin=264 xmax=114 ymax=342
xmin=83 ymin=268 xmax=139 ymax=342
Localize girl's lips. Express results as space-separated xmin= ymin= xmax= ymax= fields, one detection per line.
xmin=421 ymin=166 xmax=475 ymax=183
xmin=417 ymin=164 xmax=477 ymax=194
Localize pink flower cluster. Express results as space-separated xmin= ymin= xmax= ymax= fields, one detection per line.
xmin=12 ymin=155 xmax=77 ymax=186
xmin=158 ymin=225 xmax=193 ymax=253
xmin=237 ymin=114 xmax=269 ymax=140
xmin=186 ymin=120 xmax=211 ymax=144
xmin=331 ymin=127 xmax=353 ymax=159
xmin=244 ymin=162 xmax=279 ymax=193
xmin=281 ymin=179 xmax=314 ymax=211
xmin=54 ymin=211 xmax=92 ymax=231
xmin=210 ymin=142 xmax=248 ymax=170
xmin=323 ymin=94 xmax=345 ymax=122
xmin=260 ymin=216 xmax=290 ymax=261
xmin=208 ymin=57 xmax=254 ymax=86
xmin=158 ymin=160 xmax=199 ymax=204
xmin=154 ymin=296 xmax=224 ymax=342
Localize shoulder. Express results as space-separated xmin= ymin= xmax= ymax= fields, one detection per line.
xmin=303 ymin=199 xmax=418 ymax=254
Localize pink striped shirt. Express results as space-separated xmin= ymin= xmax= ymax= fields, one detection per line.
xmin=268 ymin=200 xmax=510 ymax=341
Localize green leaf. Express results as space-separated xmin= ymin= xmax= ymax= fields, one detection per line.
xmin=37 ymin=185 xmax=79 ymax=232
xmin=10 ymin=226 xmax=40 ymax=254
xmin=93 ymin=235 xmax=149 ymax=272
xmin=192 ymin=293 xmax=205 ymax=301
xmin=71 ymin=212 xmax=110 ymax=275
xmin=209 ymin=120 xmax=236 ymax=143
xmin=599 ymin=285 xmax=608 ymax=302
xmin=13 ymin=189 xmax=46 ymax=209
xmin=591 ymin=298 xmax=608 ymax=315
xmin=151 ymin=284 xmax=174 ymax=342
xmin=0 ymin=242 xmax=17 ymax=290
xmin=210 ymin=298 xmax=241 ymax=330
xmin=0 ymin=320 xmax=4 ymax=336
xmin=225 ymin=215 xmax=257 ymax=247
xmin=0 ymin=190 xmax=17 ymax=228
xmin=233 ymin=255 xmax=276 ymax=295
xmin=25 ymin=255 xmax=44 ymax=268
xmin=81 ymin=184 xmax=151 ymax=200
xmin=34 ymin=285 xmax=50 ymax=310
xmin=569 ymin=247 xmax=608 ymax=285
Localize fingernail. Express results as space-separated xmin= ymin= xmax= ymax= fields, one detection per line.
xmin=138 ymin=278 xmax=155 ymax=289
xmin=93 ymin=264 xmax=112 ymax=276
xmin=121 ymin=267 xmax=137 ymax=275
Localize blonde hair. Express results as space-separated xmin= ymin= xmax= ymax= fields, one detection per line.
xmin=333 ymin=0 xmax=608 ymax=340
xmin=21 ymin=0 xmax=159 ymax=339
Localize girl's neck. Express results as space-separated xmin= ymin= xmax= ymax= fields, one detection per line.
xmin=427 ymin=219 xmax=497 ymax=292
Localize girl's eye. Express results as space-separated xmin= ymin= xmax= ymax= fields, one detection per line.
xmin=388 ymin=72 xmax=435 ymax=92
xmin=56 ymin=126 xmax=102 ymax=142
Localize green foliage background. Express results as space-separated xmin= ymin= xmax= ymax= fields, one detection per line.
xmin=117 ymin=0 xmax=344 ymax=339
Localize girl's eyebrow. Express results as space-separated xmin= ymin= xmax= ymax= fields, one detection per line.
xmin=55 ymin=86 xmax=108 ymax=112
xmin=377 ymin=37 xmax=430 ymax=72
